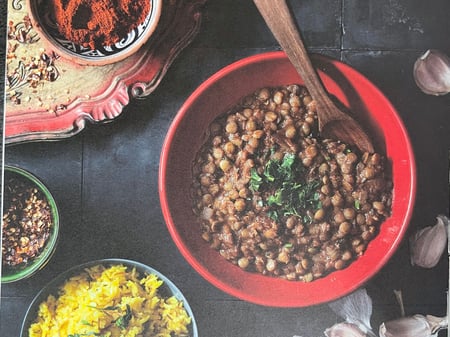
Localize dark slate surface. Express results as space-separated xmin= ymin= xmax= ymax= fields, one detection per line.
xmin=1 ymin=1 xmax=449 ymax=336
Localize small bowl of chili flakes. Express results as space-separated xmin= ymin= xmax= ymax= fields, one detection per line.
xmin=1 ymin=166 xmax=60 ymax=283
xmin=26 ymin=0 xmax=163 ymax=66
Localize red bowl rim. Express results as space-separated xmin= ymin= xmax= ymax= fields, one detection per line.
xmin=159 ymin=51 xmax=416 ymax=307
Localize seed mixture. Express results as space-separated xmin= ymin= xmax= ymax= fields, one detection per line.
xmin=2 ymin=173 xmax=53 ymax=267
xmin=192 ymin=84 xmax=393 ymax=282
xmin=6 ymin=15 xmax=62 ymax=107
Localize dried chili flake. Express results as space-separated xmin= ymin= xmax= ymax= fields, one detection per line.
xmin=2 ymin=174 xmax=53 ymax=267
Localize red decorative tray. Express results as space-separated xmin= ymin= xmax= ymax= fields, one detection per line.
xmin=4 ymin=0 xmax=206 ymax=144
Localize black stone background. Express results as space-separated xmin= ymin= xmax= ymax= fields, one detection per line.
xmin=1 ymin=1 xmax=449 ymax=336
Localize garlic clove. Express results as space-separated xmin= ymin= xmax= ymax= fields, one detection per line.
xmin=379 ymin=315 xmax=430 ymax=337
xmin=325 ymin=322 xmax=367 ymax=337
xmin=409 ymin=215 xmax=448 ymax=268
xmin=328 ymin=288 xmax=373 ymax=334
xmin=426 ymin=315 xmax=448 ymax=334
xmin=413 ymin=49 xmax=450 ymax=96
xmin=379 ymin=314 xmax=447 ymax=337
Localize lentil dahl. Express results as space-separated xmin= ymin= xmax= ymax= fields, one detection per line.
xmin=192 ymin=84 xmax=393 ymax=281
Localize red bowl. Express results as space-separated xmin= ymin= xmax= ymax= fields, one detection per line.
xmin=159 ymin=51 xmax=416 ymax=307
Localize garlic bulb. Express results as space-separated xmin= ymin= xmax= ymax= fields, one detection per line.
xmin=325 ymin=322 xmax=367 ymax=337
xmin=328 ymin=288 xmax=374 ymax=335
xmin=379 ymin=314 xmax=447 ymax=337
xmin=413 ymin=49 xmax=450 ymax=95
xmin=409 ymin=215 xmax=449 ymax=268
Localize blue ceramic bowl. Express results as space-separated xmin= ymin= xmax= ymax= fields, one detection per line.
xmin=20 ymin=258 xmax=198 ymax=337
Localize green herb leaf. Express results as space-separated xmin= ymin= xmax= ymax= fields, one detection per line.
xmin=263 ymin=159 xmax=278 ymax=182
xmin=114 ymin=304 xmax=132 ymax=330
xmin=267 ymin=189 xmax=283 ymax=206
xmin=251 ymin=152 xmax=321 ymax=223
xmin=250 ymin=168 xmax=263 ymax=191
xmin=102 ymin=306 xmax=119 ymax=311
xmin=268 ymin=210 xmax=279 ymax=221
xmin=88 ymin=305 xmax=119 ymax=312
xmin=281 ymin=152 xmax=295 ymax=170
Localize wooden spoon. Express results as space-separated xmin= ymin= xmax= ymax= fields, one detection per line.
xmin=253 ymin=0 xmax=374 ymax=153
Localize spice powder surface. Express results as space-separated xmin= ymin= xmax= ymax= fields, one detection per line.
xmin=51 ymin=0 xmax=151 ymax=50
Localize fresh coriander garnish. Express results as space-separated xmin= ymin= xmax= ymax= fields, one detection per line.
xmin=250 ymin=151 xmax=321 ymax=222
xmin=113 ymin=304 xmax=132 ymax=329
xmin=250 ymin=167 xmax=263 ymax=191
xmin=87 ymin=305 xmax=119 ymax=314
xmin=84 ymin=304 xmax=133 ymax=331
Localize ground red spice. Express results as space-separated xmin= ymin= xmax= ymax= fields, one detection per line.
xmin=51 ymin=0 xmax=151 ymax=50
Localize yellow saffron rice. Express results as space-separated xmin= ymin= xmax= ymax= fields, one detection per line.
xmin=28 ymin=264 xmax=192 ymax=337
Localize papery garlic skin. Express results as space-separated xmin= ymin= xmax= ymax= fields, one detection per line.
xmin=426 ymin=315 xmax=448 ymax=333
xmin=328 ymin=288 xmax=373 ymax=334
xmin=413 ymin=49 xmax=450 ymax=96
xmin=409 ymin=215 xmax=448 ymax=268
xmin=379 ymin=315 xmax=431 ymax=337
xmin=325 ymin=322 xmax=367 ymax=337
xmin=379 ymin=314 xmax=447 ymax=337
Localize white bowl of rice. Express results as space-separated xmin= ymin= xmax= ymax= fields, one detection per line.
xmin=21 ymin=259 xmax=198 ymax=337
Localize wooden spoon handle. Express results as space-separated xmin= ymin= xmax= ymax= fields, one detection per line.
xmin=253 ymin=0 xmax=336 ymax=121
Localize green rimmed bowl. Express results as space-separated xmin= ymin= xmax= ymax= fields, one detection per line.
xmin=1 ymin=165 xmax=60 ymax=283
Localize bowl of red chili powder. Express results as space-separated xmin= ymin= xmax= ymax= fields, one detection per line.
xmin=27 ymin=0 xmax=163 ymax=66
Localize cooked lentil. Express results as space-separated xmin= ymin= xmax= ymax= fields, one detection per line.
xmin=192 ymin=84 xmax=393 ymax=281
xmin=2 ymin=173 xmax=53 ymax=267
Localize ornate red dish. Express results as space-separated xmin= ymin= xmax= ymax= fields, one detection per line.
xmin=4 ymin=0 xmax=206 ymax=144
